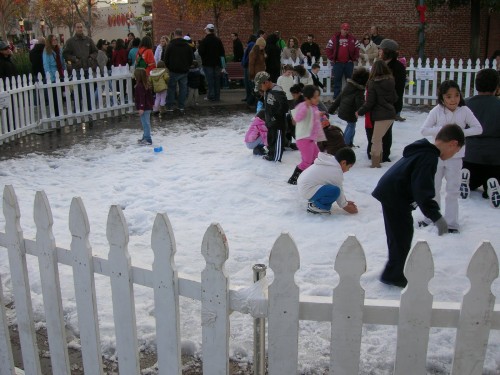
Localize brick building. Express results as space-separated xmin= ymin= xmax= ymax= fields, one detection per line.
xmin=153 ymin=1 xmax=500 ymax=62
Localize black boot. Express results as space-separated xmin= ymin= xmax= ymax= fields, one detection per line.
xmin=287 ymin=166 xmax=303 ymax=185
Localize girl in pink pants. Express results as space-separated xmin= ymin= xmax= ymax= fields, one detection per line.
xmin=287 ymin=85 xmax=326 ymax=185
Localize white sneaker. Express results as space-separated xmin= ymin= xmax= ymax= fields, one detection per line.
xmin=307 ymin=202 xmax=330 ymax=215
xmin=487 ymin=178 xmax=500 ymax=208
xmin=460 ymin=168 xmax=470 ymax=199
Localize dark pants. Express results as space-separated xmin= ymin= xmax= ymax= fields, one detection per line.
xmin=267 ymin=127 xmax=284 ymax=162
xmin=462 ymin=161 xmax=500 ymax=192
xmin=365 ymin=125 xmax=393 ymax=161
xmin=380 ymin=204 xmax=413 ymax=283
xmin=203 ymin=66 xmax=222 ymax=101
xmin=332 ymin=61 xmax=354 ymax=98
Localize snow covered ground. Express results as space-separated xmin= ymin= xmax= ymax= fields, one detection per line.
xmin=0 ymin=109 xmax=499 ymax=373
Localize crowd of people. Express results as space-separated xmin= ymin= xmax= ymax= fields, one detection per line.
xmin=1 ymin=21 xmax=499 ymax=288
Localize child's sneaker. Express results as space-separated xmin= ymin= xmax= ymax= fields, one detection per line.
xmin=487 ymin=178 xmax=500 ymax=208
xmin=460 ymin=168 xmax=470 ymax=199
xmin=307 ymin=202 xmax=330 ymax=215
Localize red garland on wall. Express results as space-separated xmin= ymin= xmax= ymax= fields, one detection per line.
xmin=416 ymin=5 xmax=427 ymax=23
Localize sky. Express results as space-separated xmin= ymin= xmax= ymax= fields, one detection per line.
xmin=0 ymin=109 xmax=499 ymax=374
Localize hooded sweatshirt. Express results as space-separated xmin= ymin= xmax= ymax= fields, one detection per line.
xmin=148 ymin=68 xmax=169 ymax=93
xmin=372 ymin=138 xmax=442 ymax=222
xmin=297 ymin=152 xmax=348 ymax=208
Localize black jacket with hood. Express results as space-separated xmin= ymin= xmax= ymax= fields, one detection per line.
xmin=328 ymin=79 xmax=365 ymax=122
xmin=372 ymin=138 xmax=442 ymax=222
xmin=264 ymin=84 xmax=289 ymax=131
xmin=163 ymin=38 xmax=193 ymax=74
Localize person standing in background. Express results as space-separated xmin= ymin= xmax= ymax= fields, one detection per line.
xmin=154 ymin=36 xmax=169 ymax=65
xmin=199 ymin=23 xmax=225 ymax=102
xmin=231 ymin=32 xmax=244 ymax=62
xmin=325 ymin=23 xmax=360 ymax=99
xmin=29 ymin=37 xmax=46 ymax=80
xmin=300 ymin=34 xmax=321 ymax=66
xmin=370 ymin=26 xmax=384 ymax=46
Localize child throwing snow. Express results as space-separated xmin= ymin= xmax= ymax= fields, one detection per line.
xmin=244 ymin=110 xmax=268 ymax=155
xmin=134 ymin=68 xmax=154 ymax=145
xmin=328 ymin=67 xmax=369 ymax=147
xmin=419 ymin=80 xmax=482 ymax=233
xmin=297 ymin=147 xmax=358 ymax=215
xmin=287 ymin=85 xmax=326 ymax=185
xmin=149 ymin=61 xmax=169 ymax=115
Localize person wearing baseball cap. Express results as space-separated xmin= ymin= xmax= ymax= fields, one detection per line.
xmin=199 ymin=23 xmax=226 ymax=102
xmin=325 ymin=23 xmax=360 ymax=99
xmin=253 ymin=71 xmax=289 ymax=162
xmin=0 ymin=40 xmax=18 ymax=82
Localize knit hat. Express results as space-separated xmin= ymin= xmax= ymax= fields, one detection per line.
xmin=379 ymin=39 xmax=399 ymax=52
xmin=254 ymin=71 xmax=270 ymax=91
xmin=255 ymin=37 xmax=266 ymax=48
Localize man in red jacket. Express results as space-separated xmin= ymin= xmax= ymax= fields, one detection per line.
xmin=325 ymin=23 xmax=360 ymax=99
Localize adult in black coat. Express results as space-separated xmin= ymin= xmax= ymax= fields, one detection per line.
xmin=300 ymin=34 xmax=321 ymax=66
xmin=377 ymin=39 xmax=407 ymax=162
xmin=29 ymin=37 xmax=46 ymax=80
xmin=199 ymin=24 xmax=225 ymax=101
xmin=0 ymin=41 xmax=18 ymax=84
xmin=264 ymin=33 xmax=281 ymax=83
xmin=231 ymin=32 xmax=244 ymax=62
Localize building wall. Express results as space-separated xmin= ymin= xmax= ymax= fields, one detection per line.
xmin=153 ymin=0 xmax=498 ymax=62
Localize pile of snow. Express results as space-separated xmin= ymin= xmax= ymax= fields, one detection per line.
xmin=0 ymin=110 xmax=499 ymax=373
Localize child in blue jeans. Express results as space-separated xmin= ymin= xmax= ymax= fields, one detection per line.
xmin=328 ymin=67 xmax=369 ymax=147
xmin=134 ymin=68 xmax=154 ymax=145
xmin=297 ymin=147 xmax=358 ymax=215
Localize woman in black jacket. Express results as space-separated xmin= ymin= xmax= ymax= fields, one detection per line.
xmin=356 ymin=60 xmax=397 ymax=168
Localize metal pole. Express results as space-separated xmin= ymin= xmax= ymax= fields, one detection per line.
xmin=252 ymin=264 xmax=266 ymax=375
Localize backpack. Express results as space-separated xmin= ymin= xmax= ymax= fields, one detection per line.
xmin=136 ymin=53 xmax=148 ymax=69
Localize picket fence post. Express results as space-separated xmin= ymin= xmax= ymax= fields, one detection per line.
xmin=151 ymin=213 xmax=181 ymax=375
xmin=201 ymin=223 xmax=230 ymax=375
xmin=107 ymin=205 xmax=140 ymax=375
xmin=394 ymin=241 xmax=434 ymax=374
xmin=329 ymin=235 xmax=366 ymax=375
xmin=69 ymin=197 xmax=104 ymax=375
xmin=451 ymin=241 xmax=499 ymax=375
xmin=268 ymin=233 xmax=300 ymax=375
xmin=2 ymin=186 xmax=42 ymax=375
xmin=0 ymin=272 xmax=16 ymax=375
xmin=34 ymin=191 xmax=71 ymax=374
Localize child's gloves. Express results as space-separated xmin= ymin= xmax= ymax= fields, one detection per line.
xmin=434 ymin=217 xmax=448 ymax=236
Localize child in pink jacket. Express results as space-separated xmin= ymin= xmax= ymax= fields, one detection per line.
xmin=287 ymin=85 xmax=326 ymax=185
xmin=244 ymin=110 xmax=268 ymax=155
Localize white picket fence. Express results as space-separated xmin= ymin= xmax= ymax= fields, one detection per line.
xmin=306 ymin=57 xmax=497 ymax=105
xmin=0 ymin=185 xmax=499 ymax=374
xmin=0 ymin=66 xmax=134 ymax=144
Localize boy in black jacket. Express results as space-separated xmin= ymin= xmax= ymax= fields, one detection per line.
xmin=372 ymin=124 xmax=464 ymax=287
xmin=254 ymin=71 xmax=289 ymax=162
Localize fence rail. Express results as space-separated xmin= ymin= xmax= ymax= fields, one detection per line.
xmin=306 ymin=57 xmax=497 ymax=105
xmin=0 ymin=66 xmax=134 ymax=144
xmin=0 ymin=185 xmax=499 ymax=374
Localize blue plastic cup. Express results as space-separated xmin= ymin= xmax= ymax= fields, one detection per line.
xmin=154 ymin=146 xmax=163 ymax=153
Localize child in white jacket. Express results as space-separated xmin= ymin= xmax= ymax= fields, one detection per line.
xmin=297 ymin=148 xmax=358 ymax=215
xmin=419 ymin=80 xmax=482 ymax=232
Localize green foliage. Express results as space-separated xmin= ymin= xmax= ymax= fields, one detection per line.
xmin=11 ymin=51 xmax=31 ymax=76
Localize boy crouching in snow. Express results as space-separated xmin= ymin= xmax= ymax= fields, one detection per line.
xmin=297 ymin=147 xmax=358 ymax=215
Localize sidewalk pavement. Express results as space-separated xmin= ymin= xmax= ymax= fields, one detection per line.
xmin=0 ymin=88 xmax=252 ymax=160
